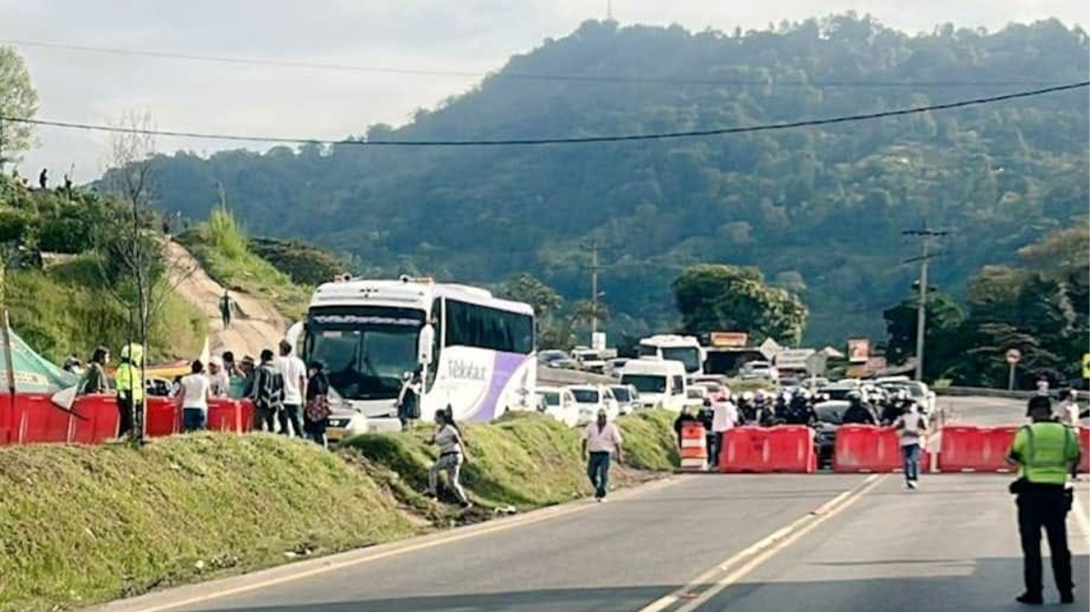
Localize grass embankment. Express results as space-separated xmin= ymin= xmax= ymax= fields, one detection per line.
xmin=176 ymin=208 xmax=312 ymax=320
xmin=344 ymin=410 xmax=680 ymax=513
xmin=0 ymin=411 xmax=679 ymax=612
xmin=0 ymin=434 xmax=416 ymax=612
xmin=6 ymin=257 xmax=207 ymax=363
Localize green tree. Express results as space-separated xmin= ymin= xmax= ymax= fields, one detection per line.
xmin=673 ymin=264 xmax=808 ymax=345
xmin=882 ymin=288 xmax=964 ymax=379
xmin=0 ymin=46 xmax=38 ymax=170
xmin=501 ymin=273 xmax=563 ymax=321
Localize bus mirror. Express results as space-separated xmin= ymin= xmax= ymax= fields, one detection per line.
xmin=419 ymin=323 xmax=435 ymax=365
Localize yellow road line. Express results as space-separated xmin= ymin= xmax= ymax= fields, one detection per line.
xmin=100 ymin=476 xmax=688 ymax=612
xmin=637 ymin=474 xmax=887 ymax=612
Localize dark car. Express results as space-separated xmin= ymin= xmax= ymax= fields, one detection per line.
xmin=813 ymin=400 xmax=849 ymax=468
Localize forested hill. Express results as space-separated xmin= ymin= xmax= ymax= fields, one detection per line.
xmin=134 ymin=15 xmax=1090 ymax=344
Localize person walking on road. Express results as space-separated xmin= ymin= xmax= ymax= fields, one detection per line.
xmin=79 ymin=346 xmax=110 ymax=395
xmin=250 ymin=349 xmax=282 ymax=432
xmin=1007 ymin=395 xmax=1081 ymax=606
xmin=583 ymin=408 xmax=624 ymax=502
xmin=276 ymin=340 xmax=307 ymax=437
xmin=219 ymin=290 xmax=233 ymax=330
xmin=892 ymin=401 xmax=928 ymax=489
xmin=177 ymin=360 xmax=211 ymax=432
xmin=304 ymin=361 xmax=332 ymax=446
xmin=113 ymin=344 xmax=143 ymax=439
xmin=710 ymin=391 xmax=738 ymax=469
xmin=426 ymin=407 xmax=471 ymax=509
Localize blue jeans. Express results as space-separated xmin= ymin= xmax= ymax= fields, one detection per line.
xmin=183 ymin=408 xmax=207 ymax=432
xmin=588 ymin=452 xmax=611 ymax=498
xmin=902 ymin=443 xmax=921 ymax=482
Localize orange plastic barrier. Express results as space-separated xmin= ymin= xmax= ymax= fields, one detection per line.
xmin=207 ymin=399 xmax=255 ymax=433
xmin=679 ymin=421 xmax=708 ymax=471
xmin=720 ymin=426 xmax=816 ymax=474
xmin=1080 ymin=427 xmax=1089 ymax=474
xmin=938 ymin=425 xmax=1016 ymax=473
xmin=833 ymin=425 xmax=931 ymax=473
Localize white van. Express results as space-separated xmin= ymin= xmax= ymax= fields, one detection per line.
xmin=619 ymin=359 xmax=688 ymax=412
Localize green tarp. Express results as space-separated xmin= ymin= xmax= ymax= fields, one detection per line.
xmin=0 ymin=328 xmax=78 ymax=393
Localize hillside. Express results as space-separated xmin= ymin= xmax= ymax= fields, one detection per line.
xmin=131 ymin=15 xmax=1090 ymax=344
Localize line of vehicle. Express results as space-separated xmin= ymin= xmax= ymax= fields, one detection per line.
xmin=93 ymin=476 xmax=688 ymax=612
xmin=636 ymin=473 xmax=887 ymax=612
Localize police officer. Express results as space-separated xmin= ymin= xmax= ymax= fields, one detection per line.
xmin=1006 ymin=395 xmax=1081 ymax=605
xmin=114 ymin=343 xmax=144 ymax=439
xmin=842 ymin=391 xmax=877 ymax=425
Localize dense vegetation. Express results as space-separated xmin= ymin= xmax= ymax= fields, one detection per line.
xmin=0 ymin=176 xmax=206 ymax=362
xmin=116 ymin=16 xmax=1088 ymax=344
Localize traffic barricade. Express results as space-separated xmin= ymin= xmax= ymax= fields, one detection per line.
xmin=69 ymin=394 xmax=120 ymax=444
xmin=13 ymin=393 xmax=73 ymax=443
xmin=1079 ymin=427 xmax=1089 ymax=474
xmin=144 ymin=396 xmax=180 ymax=438
xmin=833 ymin=425 xmax=931 ymax=473
xmin=720 ymin=426 xmax=816 ymax=474
xmin=679 ymin=421 xmax=708 ymax=471
xmin=207 ymin=399 xmax=255 ymax=433
xmin=938 ymin=425 xmax=1015 ymax=473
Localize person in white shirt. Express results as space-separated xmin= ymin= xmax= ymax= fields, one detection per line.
xmin=710 ymin=391 xmax=739 ymax=469
xmin=582 ymin=409 xmax=624 ymax=501
xmin=176 ymin=360 xmax=211 ymax=432
xmin=276 ymin=340 xmax=307 ymax=438
xmin=207 ymin=357 xmax=230 ymax=398
xmin=1057 ymin=389 xmax=1081 ymax=427
xmin=893 ymin=402 xmax=929 ymax=490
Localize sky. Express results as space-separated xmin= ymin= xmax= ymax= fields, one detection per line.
xmin=2 ymin=0 xmax=1087 ymax=181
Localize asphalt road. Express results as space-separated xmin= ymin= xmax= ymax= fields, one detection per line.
xmin=93 ymin=397 xmax=1090 ymax=612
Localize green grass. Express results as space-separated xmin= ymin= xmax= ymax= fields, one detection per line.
xmin=176 ymin=208 xmax=311 ymax=320
xmin=0 ymin=434 xmax=416 ymax=612
xmin=5 ymin=257 xmax=207 ymax=364
xmin=343 ymin=410 xmax=679 ymax=510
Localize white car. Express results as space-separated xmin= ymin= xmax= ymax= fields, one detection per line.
xmin=536 ymin=386 xmax=579 ymax=426
xmin=567 ymin=385 xmax=618 ymax=424
xmin=685 ymin=385 xmax=709 ymax=410
xmin=620 ymin=358 xmax=688 ymax=412
xmin=571 ymin=348 xmax=608 ymax=375
xmin=608 ymin=358 xmax=630 ymax=380
xmin=609 ymin=384 xmax=640 ymax=415
xmin=741 ymin=360 xmax=780 ymax=382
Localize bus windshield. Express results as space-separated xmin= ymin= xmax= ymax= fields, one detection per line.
xmin=662 ymin=347 xmax=701 ymax=373
xmin=622 ymin=374 xmax=667 ymax=394
xmin=306 ymin=306 xmax=424 ymax=401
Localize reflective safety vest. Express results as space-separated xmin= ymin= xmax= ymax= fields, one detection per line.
xmin=1010 ymin=421 xmax=1079 ymax=485
xmin=114 ymin=362 xmax=145 ymax=402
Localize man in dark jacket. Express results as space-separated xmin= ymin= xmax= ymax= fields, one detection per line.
xmin=842 ymin=392 xmax=878 ymax=425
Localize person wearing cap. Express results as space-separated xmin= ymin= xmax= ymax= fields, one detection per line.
xmin=114 ymin=343 xmax=144 ymax=439
xmin=207 ymin=357 xmax=230 ymax=398
xmin=1007 ymin=395 xmax=1081 ymax=606
xmin=582 ymin=408 xmax=623 ymax=502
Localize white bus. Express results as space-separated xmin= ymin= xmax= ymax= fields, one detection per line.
xmin=292 ymin=277 xmax=536 ymax=432
xmin=637 ymin=334 xmax=704 ymax=376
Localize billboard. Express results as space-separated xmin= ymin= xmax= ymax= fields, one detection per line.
xmin=847 ymin=339 xmax=870 ymax=364
xmin=709 ymin=332 xmax=748 ymax=348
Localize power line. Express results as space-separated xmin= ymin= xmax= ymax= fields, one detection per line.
xmin=0 ymin=37 xmax=1076 ymax=89
xmin=1 ymin=81 xmax=1085 ymax=147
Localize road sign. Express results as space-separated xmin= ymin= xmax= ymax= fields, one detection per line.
xmin=1006 ymin=348 xmax=1022 ymax=364
xmin=709 ymin=332 xmax=748 ymax=348
xmin=847 ymin=339 xmax=870 ymax=363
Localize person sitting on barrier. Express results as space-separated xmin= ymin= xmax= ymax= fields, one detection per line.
xmin=1006 ymin=395 xmax=1080 ymax=606
xmin=892 ymin=402 xmax=928 ymax=490
xmin=842 ymin=391 xmax=877 ymax=425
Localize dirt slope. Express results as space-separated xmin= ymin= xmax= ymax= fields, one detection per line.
xmin=165 ymin=240 xmax=287 ymax=359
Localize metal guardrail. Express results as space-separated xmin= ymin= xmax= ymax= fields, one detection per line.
xmin=935 ymin=386 xmax=1089 ymax=401
xmin=538 ymin=368 xmax=614 ymax=387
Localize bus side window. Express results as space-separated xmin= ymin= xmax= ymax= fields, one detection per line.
xmin=426 ymin=299 xmax=442 ymax=391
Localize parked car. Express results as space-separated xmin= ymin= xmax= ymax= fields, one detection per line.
xmin=620 ymin=358 xmax=688 ymax=412
xmin=879 ymin=380 xmax=936 ymax=414
xmin=609 ymin=384 xmax=640 ymax=414
xmin=685 ymin=385 xmax=709 ymax=410
xmin=571 ymin=348 xmax=608 ymax=375
xmin=567 ymin=385 xmax=617 ymax=424
xmin=145 ymin=377 xmax=173 ymax=397
xmin=692 ymin=374 xmax=730 ymax=387
xmin=814 ymin=400 xmax=850 ymax=468
xmin=741 ymin=360 xmax=779 ymax=381
xmin=692 ymin=381 xmax=726 ymax=402
xmin=608 ymin=358 xmax=630 ymax=380
xmin=536 ymin=386 xmax=578 ymax=426
xmin=539 ymin=350 xmax=572 ymax=369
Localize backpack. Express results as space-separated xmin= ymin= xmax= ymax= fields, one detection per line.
xmin=254 ymin=364 xmax=283 ymax=411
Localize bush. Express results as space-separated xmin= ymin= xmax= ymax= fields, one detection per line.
xmin=250 ymin=237 xmax=345 ymax=285
xmin=207 ymin=206 xmax=249 ymax=261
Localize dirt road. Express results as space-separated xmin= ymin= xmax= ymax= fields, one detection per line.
xmin=165 ymin=240 xmax=287 ymax=359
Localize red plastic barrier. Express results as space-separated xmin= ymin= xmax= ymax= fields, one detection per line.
xmin=207 ymin=399 xmax=254 ymax=433
xmin=938 ymin=425 xmax=1016 ymax=473
xmin=833 ymin=425 xmax=931 ymax=473
xmin=144 ymin=396 xmax=180 ymax=438
xmin=720 ymin=426 xmax=816 ymax=474
xmin=1080 ymin=427 xmax=1089 ymax=474
xmin=13 ymin=393 xmax=74 ymax=443
xmin=69 ymin=394 xmax=120 ymax=444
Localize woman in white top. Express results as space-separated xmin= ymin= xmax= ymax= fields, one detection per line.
xmin=426 ymin=407 xmax=471 ymax=509
xmin=176 ymin=360 xmax=212 ymax=432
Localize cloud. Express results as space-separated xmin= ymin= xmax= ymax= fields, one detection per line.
xmin=3 ymin=0 xmax=1086 ymax=181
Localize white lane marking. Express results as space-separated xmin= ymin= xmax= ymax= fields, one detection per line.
xmin=98 ymin=476 xmax=688 ymax=612
xmin=637 ymin=474 xmax=886 ymax=612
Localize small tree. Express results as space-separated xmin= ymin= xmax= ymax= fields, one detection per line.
xmin=0 ymin=46 xmax=39 ymax=172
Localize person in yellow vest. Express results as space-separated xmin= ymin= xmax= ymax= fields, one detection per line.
xmin=114 ymin=343 xmax=145 ymax=439
xmin=1006 ymin=395 xmax=1081 ymax=606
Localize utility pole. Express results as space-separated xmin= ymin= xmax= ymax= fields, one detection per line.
xmin=590 ymin=237 xmax=601 ymax=336
xmin=902 ymin=228 xmax=949 ymax=382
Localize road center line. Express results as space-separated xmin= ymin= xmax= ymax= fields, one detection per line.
xmin=637 ymin=474 xmax=887 ymax=612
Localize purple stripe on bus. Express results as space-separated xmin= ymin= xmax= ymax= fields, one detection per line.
xmin=473 ymin=352 xmax=527 ymax=421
